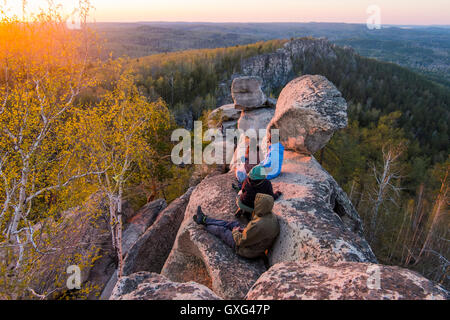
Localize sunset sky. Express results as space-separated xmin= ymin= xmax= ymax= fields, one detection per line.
xmin=5 ymin=0 xmax=450 ymax=25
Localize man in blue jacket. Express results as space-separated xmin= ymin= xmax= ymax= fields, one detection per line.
xmin=259 ymin=132 xmax=284 ymax=180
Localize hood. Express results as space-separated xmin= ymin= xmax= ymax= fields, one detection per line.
xmin=253 ymin=193 xmax=274 ymax=217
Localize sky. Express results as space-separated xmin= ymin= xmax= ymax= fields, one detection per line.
xmin=5 ymin=0 xmax=450 ymax=25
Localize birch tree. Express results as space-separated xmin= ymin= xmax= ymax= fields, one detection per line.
xmin=368 ymin=143 xmax=405 ymax=243
xmin=77 ymin=67 xmax=173 ymax=278
xmin=0 ymin=0 xmax=101 ymax=288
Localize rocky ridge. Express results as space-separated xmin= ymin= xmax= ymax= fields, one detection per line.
xmin=109 ymin=74 xmax=448 ymax=300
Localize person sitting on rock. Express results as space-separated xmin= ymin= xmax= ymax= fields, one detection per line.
xmin=233 ymin=137 xmax=261 ymax=191
xmin=236 ymin=165 xmax=281 ymax=219
xmin=259 ymin=131 xmax=284 ymax=180
xmin=193 ymin=193 xmax=280 ymax=259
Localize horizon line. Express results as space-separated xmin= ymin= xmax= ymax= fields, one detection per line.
xmin=90 ymin=20 xmax=450 ymax=27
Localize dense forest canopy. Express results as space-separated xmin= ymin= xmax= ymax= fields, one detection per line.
xmin=94 ymin=22 xmax=450 ymax=87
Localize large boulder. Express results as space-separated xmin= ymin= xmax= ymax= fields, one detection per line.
xmin=161 ymin=172 xmax=266 ymax=300
xmin=246 ymin=262 xmax=449 ymax=300
xmin=122 ymin=188 xmax=194 ymax=276
xmin=231 ymin=76 xmax=267 ymax=110
xmin=121 ymin=199 xmax=167 ymax=255
xmin=110 ymin=272 xmax=221 ymax=300
xmin=268 ymin=75 xmax=348 ymax=154
xmin=269 ymin=151 xmax=376 ymax=265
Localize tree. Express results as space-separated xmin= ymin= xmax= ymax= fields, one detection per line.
xmin=77 ymin=65 xmax=174 ymax=278
xmin=368 ymin=142 xmax=405 ymax=243
xmin=0 ymin=1 xmax=105 ymax=298
xmin=0 ymin=0 xmax=97 ymax=258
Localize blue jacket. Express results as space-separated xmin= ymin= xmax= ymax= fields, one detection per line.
xmin=260 ymin=142 xmax=284 ymax=180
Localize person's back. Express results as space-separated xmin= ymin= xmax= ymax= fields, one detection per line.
xmin=240 ymin=176 xmax=274 ymax=209
xmin=233 ymin=193 xmax=280 ymax=259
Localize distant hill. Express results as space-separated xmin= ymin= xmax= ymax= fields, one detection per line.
xmin=93 ymin=22 xmax=450 ymax=86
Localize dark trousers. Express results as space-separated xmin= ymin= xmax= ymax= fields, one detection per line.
xmin=204 ymin=217 xmax=241 ymax=249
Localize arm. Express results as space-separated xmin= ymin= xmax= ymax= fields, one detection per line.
xmin=232 ymin=220 xmax=259 ymax=247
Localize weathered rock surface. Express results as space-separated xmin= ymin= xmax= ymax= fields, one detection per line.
xmin=123 ymin=188 xmax=194 ymax=276
xmin=238 ymin=107 xmax=275 ymax=133
xmin=110 ymin=272 xmax=221 ymax=300
xmin=246 ymin=262 xmax=449 ymax=300
xmin=161 ymin=172 xmax=266 ymax=300
xmin=121 ymin=199 xmax=167 ymax=255
xmin=231 ymin=76 xmax=267 ymax=110
xmin=231 ymin=38 xmax=340 ymax=99
xmin=208 ymin=104 xmax=241 ymax=128
xmin=268 ymin=75 xmax=348 ymax=155
xmin=269 ymin=151 xmax=375 ymax=265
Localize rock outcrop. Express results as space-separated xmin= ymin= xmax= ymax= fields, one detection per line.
xmin=231 ymin=76 xmax=267 ymax=110
xmin=208 ymin=104 xmax=241 ymax=128
xmin=28 ymin=193 xmax=122 ymax=299
xmin=110 ymin=272 xmax=221 ymax=300
xmin=268 ymin=75 xmax=348 ymax=154
xmin=161 ymin=172 xmax=266 ymax=300
xmin=217 ymin=38 xmax=344 ymax=106
xmin=269 ymin=151 xmax=375 ymax=265
xmin=121 ymin=199 xmax=167 ymax=255
xmin=110 ymin=71 xmax=448 ymax=300
xmin=122 ymin=188 xmax=194 ymax=276
xmin=246 ymin=262 xmax=448 ymax=300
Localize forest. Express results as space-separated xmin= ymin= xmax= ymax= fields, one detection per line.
xmin=95 ymin=22 xmax=450 ymax=87
xmin=0 ymin=2 xmax=448 ymax=298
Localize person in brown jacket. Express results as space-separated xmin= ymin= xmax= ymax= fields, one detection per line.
xmin=193 ymin=193 xmax=280 ymax=259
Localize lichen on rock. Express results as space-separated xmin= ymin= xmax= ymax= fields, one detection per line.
xmin=246 ymin=262 xmax=449 ymax=300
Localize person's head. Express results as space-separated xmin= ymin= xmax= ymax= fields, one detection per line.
xmin=253 ymin=193 xmax=274 ymax=217
xmin=248 ymin=165 xmax=267 ymax=181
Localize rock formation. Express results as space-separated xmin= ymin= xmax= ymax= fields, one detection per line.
xmin=110 ymin=272 xmax=221 ymax=300
xmin=268 ymin=151 xmax=375 ymax=266
xmin=100 ymin=188 xmax=193 ymax=299
xmin=207 ymin=104 xmax=241 ymax=129
xmin=231 ymin=76 xmax=267 ymax=110
xmin=121 ymin=199 xmax=167 ymax=256
xmin=268 ymin=75 xmax=348 ymax=154
xmin=161 ymin=172 xmax=266 ymax=300
xmin=217 ymin=38 xmax=349 ymax=106
xmin=238 ymin=107 xmax=275 ymax=133
xmin=246 ymin=262 xmax=449 ymax=300
xmin=123 ymin=188 xmax=194 ymax=276
xmin=110 ymin=73 xmax=448 ymax=301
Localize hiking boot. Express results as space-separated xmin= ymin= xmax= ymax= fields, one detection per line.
xmin=193 ymin=206 xmax=207 ymax=225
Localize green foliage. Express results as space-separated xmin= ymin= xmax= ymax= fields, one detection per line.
xmin=129 ymin=40 xmax=287 ymax=114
